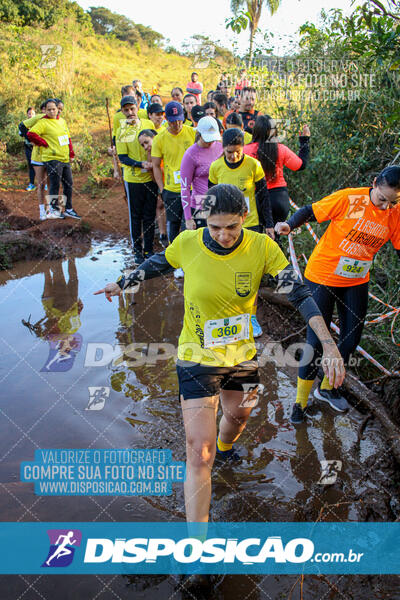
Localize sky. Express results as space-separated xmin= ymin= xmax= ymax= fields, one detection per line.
xmin=77 ymin=0 xmax=355 ymax=55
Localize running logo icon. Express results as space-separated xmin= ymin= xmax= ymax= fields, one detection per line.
xmin=42 ymin=529 xmax=82 ymax=567
xmin=318 ymin=460 xmax=342 ymax=485
xmin=39 ymin=45 xmax=62 ymax=69
xmin=41 ymin=334 xmax=82 ymax=372
xmin=86 ymin=386 xmax=110 ymax=410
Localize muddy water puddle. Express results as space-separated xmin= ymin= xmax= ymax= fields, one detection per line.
xmin=0 ymin=239 xmax=398 ymax=598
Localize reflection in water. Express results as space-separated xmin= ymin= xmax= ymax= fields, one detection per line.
xmin=0 ymin=243 xmax=395 ymax=599
xmin=21 ymin=259 xmax=83 ymax=372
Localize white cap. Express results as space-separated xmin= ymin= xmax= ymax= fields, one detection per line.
xmin=196 ymin=116 xmax=221 ymax=142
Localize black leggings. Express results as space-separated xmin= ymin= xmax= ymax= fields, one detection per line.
xmin=46 ymin=160 xmax=73 ymax=210
xmin=269 ymin=186 xmax=290 ymax=225
xmin=125 ymin=181 xmax=158 ymax=254
xmin=24 ymin=145 xmax=35 ymax=185
xmin=163 ymin=190 xmax=185 ymax=243
xmin=299 ymin=278 xmax=369 ymax=381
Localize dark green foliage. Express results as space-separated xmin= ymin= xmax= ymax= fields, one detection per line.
xmin=0 ymin=0 xmax=91 ymax=28
xmin=88 ymin=6 xmax=163 ymax=47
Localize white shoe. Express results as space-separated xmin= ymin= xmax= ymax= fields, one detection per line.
xmin=46 ymin=208 xmax=65 ymax=219
xmin=174 ymin=268 xmax=184 ymax=279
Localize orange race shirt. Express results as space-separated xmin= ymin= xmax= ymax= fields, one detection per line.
xmin=305 ymin=187 xmax=400 ymax=287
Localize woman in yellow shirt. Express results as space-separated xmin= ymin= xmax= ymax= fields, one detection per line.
xmin=28 ymin=98 xmax=80 ymax=219
xmin=94 ymin=184 xmax=344 ymax=525
xmin=209 ymin=128 xmax=274 ymax=336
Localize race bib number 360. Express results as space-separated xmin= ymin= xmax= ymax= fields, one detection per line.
xmin=334 ymin=256 xmax=372 ymax=279
xmin=204 ymin=314 xmax=250 ymax=348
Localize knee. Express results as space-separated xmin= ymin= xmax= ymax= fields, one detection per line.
xmin=186 ymin=438 xmax=215 ymax=469
xmin=223 ymin=412 xmax=248 ymax=428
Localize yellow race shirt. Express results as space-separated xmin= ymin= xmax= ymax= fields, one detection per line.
xmin=112 ymin=110 xmax=125 ymax=138
xmin=209 ymin=155 xmax=265 ymax=227
xmin=154 ymin=122 xmax=167 ymax=132
xmin=165 ymin=228 xmax=288 ymax=366
xmin=116 ymin=118 xmax=155 ymax=183
xmin=151 ymin=125 xmax=196 ymax=192
xmin=244 ymin=131 xmax=252 ymax=144
xmin=29 ymin=117 xmax=71 ymax=163
xmin=23 ymin=114 xmax=45 ymax=162
xmin=138 ymin=108 xmax=148 ymax=119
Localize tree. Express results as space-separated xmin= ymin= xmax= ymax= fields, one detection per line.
xmin=0 ymin=0 xmax=91 ymax=28
xmin=135 ymin=23 xmax=163 ymax=48
xmin=88 ymin=7 xmax=163 ymax=47
xmin=228 ymin=0 xmax=281 ymax=65
xmin=88 ymin=6 xmax=140 ymax=45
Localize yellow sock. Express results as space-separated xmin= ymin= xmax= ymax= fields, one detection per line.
xmin=217 ymin=436 xmax=233 ymax=452
xmin=295 ymin=377 xmax=314 ymax=409
xmin=320 ymin=375 xmax=333 ymax=391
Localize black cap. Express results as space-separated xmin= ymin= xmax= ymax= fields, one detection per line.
xmin=120 ymin=96 xmax=137 ymax=107
xmin=147 ymin=103 xmax=164 ymax=114
xmin=191 ymin=105 xmax=206 ymax=123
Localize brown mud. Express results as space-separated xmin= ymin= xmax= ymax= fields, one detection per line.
xmin=0 ymin=165 xmax=131 ymax=268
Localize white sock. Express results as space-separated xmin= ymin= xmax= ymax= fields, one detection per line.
xmin=39 ymin=204 xmax=45 ymax=217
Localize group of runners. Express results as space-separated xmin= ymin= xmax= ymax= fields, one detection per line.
xmin=18 ymin=72 xmax=400 ymax=532
xmin=93 ymin=75 xmax=400 ymax=531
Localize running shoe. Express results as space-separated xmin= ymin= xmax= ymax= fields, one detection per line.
xmin=46 ymin=208 xmax=65 ymax=219
xmin=215 ymin=440 xmax=242 ymax=463
xmin=26 ymin=183 xmax=36 ymax=191
xmin=64 ymin=208 xmax=81 ymax=219
xmin=174 ymin=268 xmax=184 ymax=279
xmin=143 ymin=251 xmax=154 ymax=260
xmin=314 ymin=386 xmax=349 ymax=412
xmin=290 ymin=403 xmax=307 ymax=424
xmin=134 ymin=252 xmax=144 ymax=265
xmin=251 ymin=315 xmax=263 ymax=338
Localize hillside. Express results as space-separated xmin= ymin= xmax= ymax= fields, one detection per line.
xmin=0 ymin=17 xmax=227 ymax=145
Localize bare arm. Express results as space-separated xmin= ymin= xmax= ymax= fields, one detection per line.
xmin=308 ymin=315 xmax=345 ymax=387
xmin=151 ymin=156 xmax=163 ymax=193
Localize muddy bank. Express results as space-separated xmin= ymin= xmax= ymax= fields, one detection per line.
xmin=0 ymin=208 xmax=92 ymax=268
xmin=0 ymin=166 xmax=131 ymax=268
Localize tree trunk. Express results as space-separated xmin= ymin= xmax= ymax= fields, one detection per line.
xmin=248 ymin=25 xmax=256 ymax=67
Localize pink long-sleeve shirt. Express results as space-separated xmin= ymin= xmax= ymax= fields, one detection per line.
xmin=180 ymin=141 xmax=223 ymax=220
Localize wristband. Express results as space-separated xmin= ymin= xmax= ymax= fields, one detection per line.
xmin=116 ymin=274 xmax=125 ymax=290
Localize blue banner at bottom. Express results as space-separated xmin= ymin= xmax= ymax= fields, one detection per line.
xmin=1 ymin=522 xmax=398 ymax=574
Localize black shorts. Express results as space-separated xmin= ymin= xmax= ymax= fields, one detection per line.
xmin=177 ymin=358 xmax=259 ymax=400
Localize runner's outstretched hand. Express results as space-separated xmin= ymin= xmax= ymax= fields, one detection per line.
xmin=94 ymin=283 xmax=122 ymax=302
